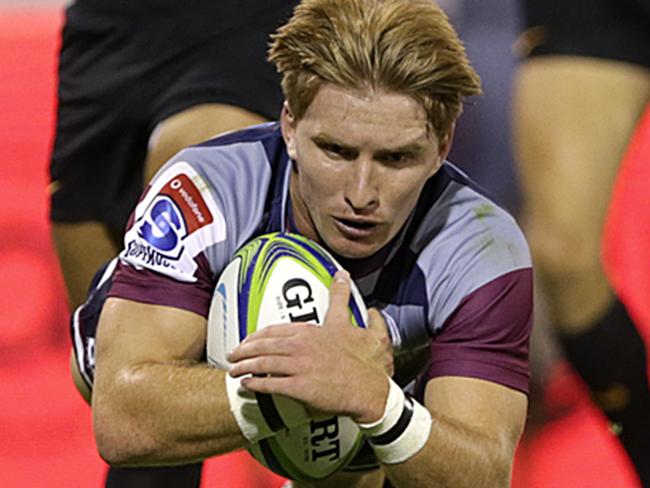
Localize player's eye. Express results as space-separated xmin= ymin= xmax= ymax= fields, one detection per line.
xmin=379 ymin=152 xmax=415 ymax=165
xmin=318 ymin=142 xmax=356 ymax=160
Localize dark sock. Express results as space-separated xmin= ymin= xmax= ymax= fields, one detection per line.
xmin=560 ymin=299 xmax=650 ymax=486
xmin=105 ymin=464 xmax=202 ymax=488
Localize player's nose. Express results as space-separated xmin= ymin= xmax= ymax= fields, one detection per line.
xmin=344 ymin=158 xmax=379 ymax=213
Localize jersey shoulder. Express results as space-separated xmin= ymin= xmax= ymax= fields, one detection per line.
xmin=413 ymin=162 xmax=532 ymax=332
xmin=120 ymin=123 xmax=288 ymax=283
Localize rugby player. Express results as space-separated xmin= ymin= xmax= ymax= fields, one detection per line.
xmin=74 ymin=1 xmax=533 ymax=486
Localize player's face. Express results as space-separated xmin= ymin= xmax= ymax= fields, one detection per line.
xmin=282 ymin=84 xmax=451 ymax=259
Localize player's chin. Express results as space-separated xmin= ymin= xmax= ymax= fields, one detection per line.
xmin=326 ymin=228 xmax=387 ymax=259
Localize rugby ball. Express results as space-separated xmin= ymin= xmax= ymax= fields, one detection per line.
xmin=206 ymin=232 xmax=368 ymax=481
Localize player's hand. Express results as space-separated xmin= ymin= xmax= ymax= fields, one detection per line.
xmin=227 ymin=271 xmax=391 ymax=424
xmin=325 ymin=270 xmax=394 ymax=377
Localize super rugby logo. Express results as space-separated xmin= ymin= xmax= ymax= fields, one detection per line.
xmin=137 ymin=195 xmax=188 ymax=260
xmin=132 ymin=173 xmax=214 ymax=262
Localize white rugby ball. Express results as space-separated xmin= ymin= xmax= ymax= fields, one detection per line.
xmin=206 ymin=232 xmax=368 ymax=481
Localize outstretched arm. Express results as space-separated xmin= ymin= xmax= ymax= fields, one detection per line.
xmin=92 ymin=297 xmax=247 ymax=467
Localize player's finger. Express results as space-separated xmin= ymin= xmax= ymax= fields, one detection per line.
xmin=367 ymin=308 xmax=388 ymax=333
xmin=228 ymin=356 xmax=299 ymax=378
xmin=240 ymin=322 xmax=303 ymax=343
xmin=227 ymin=337 xmax=292 ymax=362
xmin=324 ymin=270 xmax=351 ymax=327
xmin=240 ymin=374 xmax=297 ymax=398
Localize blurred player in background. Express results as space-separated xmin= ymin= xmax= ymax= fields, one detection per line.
xmin=49 ymin=1 xmax=298 ymax=486
xmin=512 ymin=0 xmax=650 ymax=484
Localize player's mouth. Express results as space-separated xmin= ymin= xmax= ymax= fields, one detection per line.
xmin=333 ymin=216 xmax=380 ymax=239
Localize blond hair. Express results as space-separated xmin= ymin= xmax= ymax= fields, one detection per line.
xmin=269 ymin=0 xmax=482 ymax=141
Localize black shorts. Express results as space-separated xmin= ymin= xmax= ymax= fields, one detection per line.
xmin=519 ymin=0 xmax=650 ymax=69
xmin=50 ymin=0 xmax=298 ymax=232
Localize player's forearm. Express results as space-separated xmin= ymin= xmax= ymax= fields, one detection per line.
xmin=358 ymin=379 xmax=518 ymax=488
xmin=93 ymin=360 xmax=247 ymax=467
xmin=384 ymin=414 xmax=513 ymax=488
xmin=294 ymin=469 xmax=386 ymax=488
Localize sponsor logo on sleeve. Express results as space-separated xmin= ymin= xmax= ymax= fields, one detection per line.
xmin=122 ymin=162 xmax=226 ymax=281
xmin=136 ymin=196 xmax=187 ymax=258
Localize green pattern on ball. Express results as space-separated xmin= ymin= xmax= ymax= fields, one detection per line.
xmin=233 ymin=232 xmax=365 ymax=335
xmin=234 ymin=233 xmax=335 ymax=336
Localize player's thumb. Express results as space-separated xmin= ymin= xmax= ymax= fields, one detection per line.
xmin=366 ymin=308 xmax=388 ymax=332
xmin=367 ymin=309 xmax=393 ymax=349
xmin=324 ymin=270 xmax=351 ymax=326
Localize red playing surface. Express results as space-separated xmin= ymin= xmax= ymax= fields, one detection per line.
xmin=0 ymin=8 xmax=647 ymax=487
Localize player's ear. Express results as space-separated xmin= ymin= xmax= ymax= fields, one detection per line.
xmin=427 ymin=123 xmax=456 ymax=178
xmin=438 ymin=122 xmax=456 ymax=162
xmin=281 ymin=101 xmax=298 ymax=161
xmin=430 ymin=122 xmax=456 ymax=176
